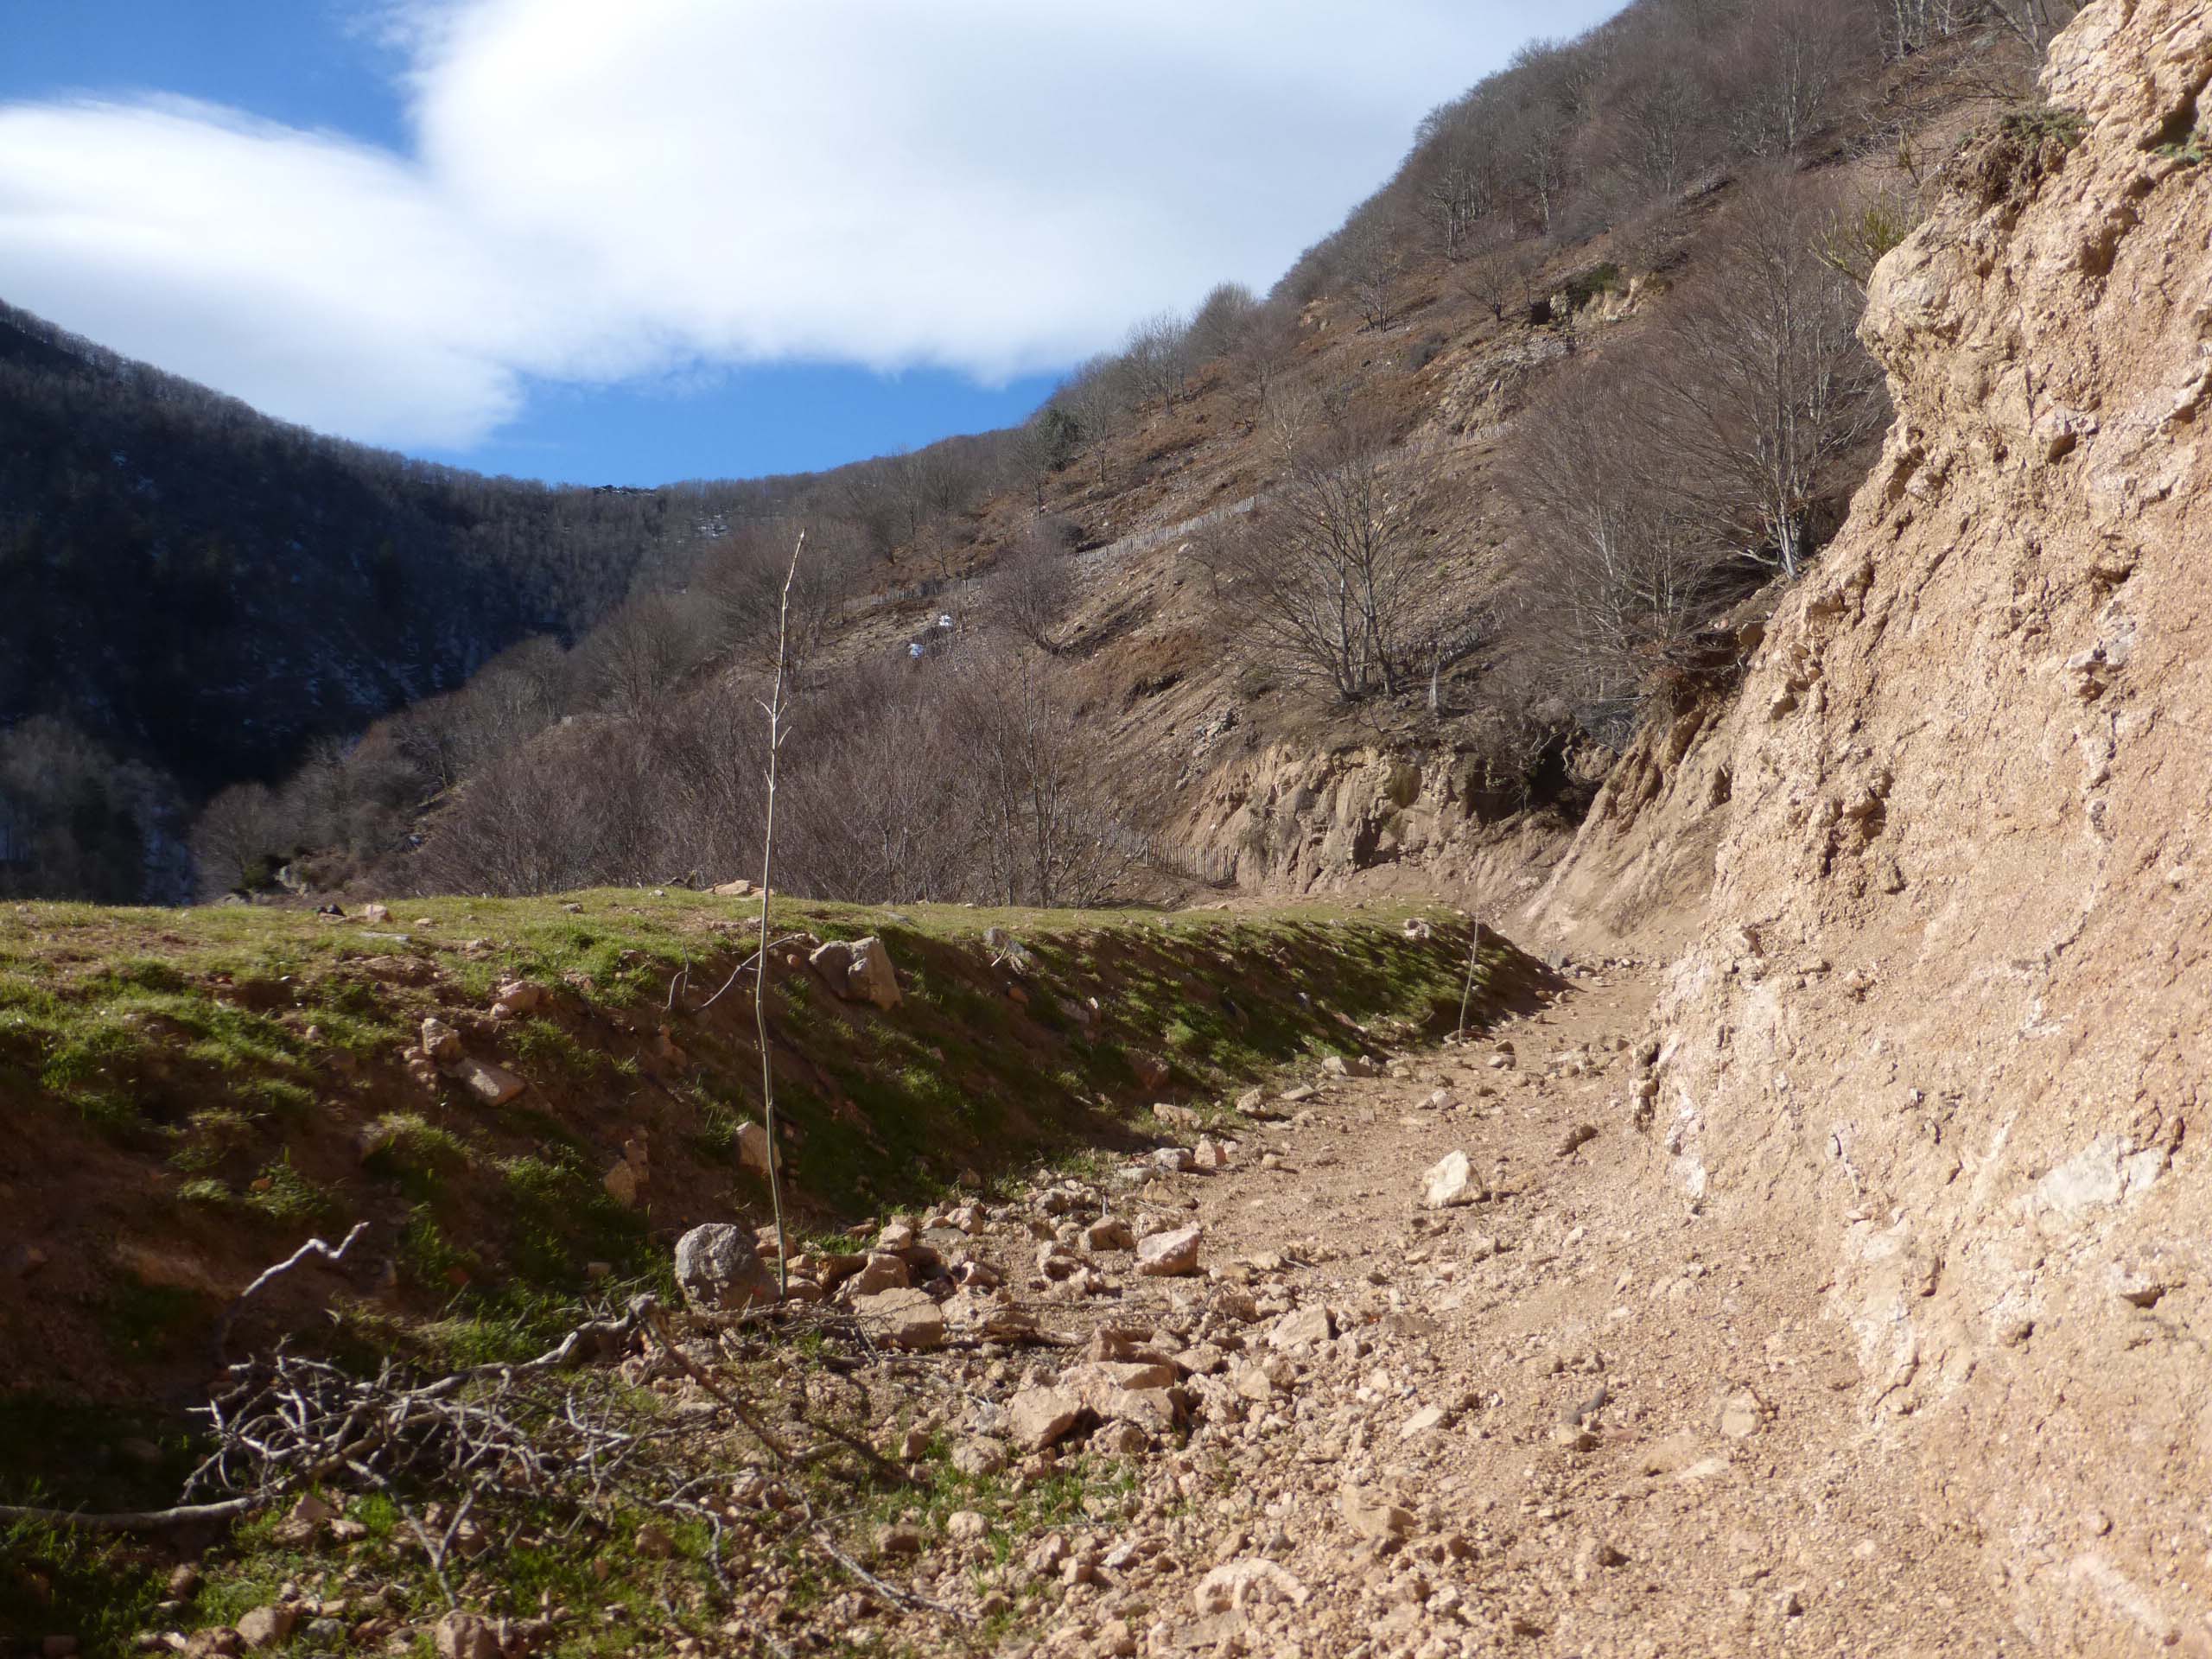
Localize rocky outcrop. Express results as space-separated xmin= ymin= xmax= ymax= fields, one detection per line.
xmin=1166 ymin=736 xmax=1581 ymax=900
xmin=1522 ymin=695 xmax=1738 ymax=952
xmin=1557 ymin=2 xmax=2212 ymax=1647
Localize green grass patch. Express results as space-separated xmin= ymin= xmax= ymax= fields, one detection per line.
xmin=242 ymin=1153 xmax=339 ymax=1226
xmin=359 ymin=1111 xmax=473 ymax=1202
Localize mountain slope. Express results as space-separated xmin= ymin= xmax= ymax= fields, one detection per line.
xmin=9 ymin=0 xmax=2024 ymax=910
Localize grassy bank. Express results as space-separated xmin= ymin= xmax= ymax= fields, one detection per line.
xmin=0 ymin=891 xmax=1540 ymax=1654
xmin=1 ymin=893 xmax=1530 ymax=1393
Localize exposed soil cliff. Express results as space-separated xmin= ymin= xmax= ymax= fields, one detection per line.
xmin=1534 ymin=0 xmax=2212 ymax=1646
xmin=1157 ymin=735 xmax=1588 ymax=909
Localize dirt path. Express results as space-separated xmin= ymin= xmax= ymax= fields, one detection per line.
xmin=950 ymin=963 xmax=2018 ymax=1658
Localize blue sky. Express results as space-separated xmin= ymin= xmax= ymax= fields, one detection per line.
xmin=0 ymin=0 xmax=1618 ymax=487
xmin=3 ymin=0 xmax=1059 ymax=483
xmin=10 ymin=2 xmax=411 ymax=147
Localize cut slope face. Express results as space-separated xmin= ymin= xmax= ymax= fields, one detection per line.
xmin=1592 ymin=0 xmax=2212 ymax=1649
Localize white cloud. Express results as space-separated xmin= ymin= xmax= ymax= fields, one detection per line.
xmin=0 ymin=0 xmax=1618 ymax=450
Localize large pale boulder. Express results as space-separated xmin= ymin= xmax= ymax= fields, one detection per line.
xmin=419 ymin=1016 xmax=464 ymax=1063
xmin=1268 ymin=1304 xmax=1335 ymax=1350
xmin=810 ymin=936 xmax=902 ymax=1009
xmin=1057 ymin=1360 xmax=1179 ymax=1426
xmin=235 ymin=1606 xmax=300 ymax=1650
xmin=674 ymin=1224 xmax=778 ymax=1312
xmin=1136 ymin=1223 xmax=1203 ymax=1276
xmin=734 ymin=1120 xmax=774 ymax=1174
xmin=844 ymin=1253 xmax=911 ymax=1296
xmin=446 ymin=1057 xmax=525 ymax=1106
xmin=602 ymin=1135 xmax=650 ymax=1210
xmin=1421 ymin=1150 xmax=1478 ymax=1208
xmin=852 ymin=1287 xmax=944 ymax=1350
xmin=1194 ymin=1560 xmax=1308 ymax=1614
xmin=432 ymin=1613 xmax=500 ymax=1659
xmin=1008 ymin=1385 xmax=1084 ymax=1450
xmin=490 ymin=979 xmax=542 ymax=1017
xmin=845 ymin=936 xmax=902 ymax=1008
xmin=1341 ymin=1487 xmax=1417 ymax=1541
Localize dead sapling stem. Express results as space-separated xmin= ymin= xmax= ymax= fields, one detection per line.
xmin=0 ymin=1495 xmax=268 ymax=1533
xmin=1456 ymin=919 xmax=1490 ymax=1040
xmin=800 ymin=1491 xmax=970 ymax=1626
xmin=635 ymin=1298 xmax=792 ymax=1464
xmin=758 ymin=531 xmax=804 ymax=1298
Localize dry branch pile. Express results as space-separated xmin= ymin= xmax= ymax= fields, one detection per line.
xmin=3 ymin=1290 xmax=973 ymax=1647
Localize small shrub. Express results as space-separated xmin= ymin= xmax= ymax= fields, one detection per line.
xmin=505 ymin=1017 xmax=602 ymax=1079
xmin=1563 ymin=263 xmax=1621 ymax=308
xmin=1999 ymin=105 xmax=2086 ymax=149
xmin=0 ymin=1520 xmax=164 ymax=1651
xmin=397 ymin=1209 xmax=474 ymax=1292
xmin=498 ymin=1153 xmax=651 ymax=1288
xmin=1955 ymin=105 xmax=2088 ymax=204
xmin=169 ymin=1106 xmax=256 ymax=1173
xmin=240 ymin=1076 xmax=315 ymax=1116
xmin=99 ymin=1280 xmax=207 ymax=1363
xmin=2154 ymin=114 xmax=2207 ymax=164
xmin=1816 ymin=195 xmax=1917 ymax=291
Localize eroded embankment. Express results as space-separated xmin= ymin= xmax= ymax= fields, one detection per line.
xmin=1525 ymin=0 xmax=2212 ymax=1648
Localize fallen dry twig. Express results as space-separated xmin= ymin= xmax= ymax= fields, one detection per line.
xmin=213 ymin=1219 xmax=371 ymax=1360
xmin=0 ymin=1495 xmax=268 ymax=1534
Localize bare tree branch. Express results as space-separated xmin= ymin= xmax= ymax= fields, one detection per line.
xmin=213 ymin=1220 xmax=371 ymax=1360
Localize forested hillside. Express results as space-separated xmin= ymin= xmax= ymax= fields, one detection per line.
xmin=0 ymin=302 xmax=807 ymax=897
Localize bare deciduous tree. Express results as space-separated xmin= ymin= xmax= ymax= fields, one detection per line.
xmin=1641 ymin=173 xmax=1887 ymax=579
xmin=1008 ymin=407 xmax=1082 ymax=506
xmin=1185 ymin=283 xmax=1262 ymax=363
xmin=1607 ymin=67 xmax=1716 ymax=200
xmin=1211 ymin=413 xmax=1436 ymax=702
xmin=984 ymin=521 xmax=1080 ymax=656
xmin=1342 ymin=213 xmax=1414 ymax=331
xmin=1500 ymin=49 xmax=1584 ymax=235
xmin=0 ymin=717 xmax=186 ymax=903
xmin=1226 ymin=302 xmax=1299 ymax=420
xmin=703 ymin=520 xmax=857 ymax=678
xmin=1508 ymin=361 xmax=1732 ymax=727
xmin=949 ymin=654 xmax=1128 ymax=907
xmin=781 ymin=677 xmax=967 ymax=901
xmin=1459 ymin=231 xmax=1547 ymax=323
xmin=1985 ymin=0 xmax=2080 ymax=57
xmin=1879 ymin=0 xmax=1977 ymax=55
xmin=1055 ymin=354 xmax=1135 ymax=488
xmin=190 ymin=781 xmax=288 ymax=897
xmin=1722 ymin=0 xmax=1872 ymax=159
xmin=387 ymin=698 xmax=469 ymax=795
xmin=1123 ymin=312 xmax=1195 ymax=407
xmin=1411 ymin=109 xmax=1503 ymax=261
xmin=584 ymin=591 xmax=712 ymax=717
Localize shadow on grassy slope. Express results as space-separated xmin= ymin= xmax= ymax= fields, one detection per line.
xmin=0 ymin=894 xmax=1542 ymax=1408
